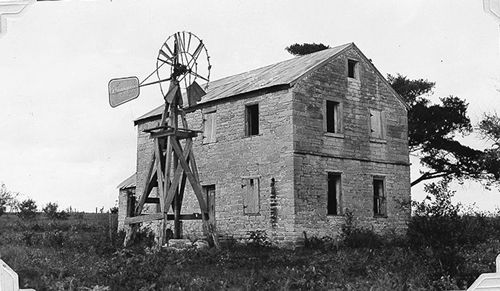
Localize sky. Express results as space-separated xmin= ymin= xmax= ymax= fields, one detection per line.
xmin=1 ymin=0 xmax=500 ymax=212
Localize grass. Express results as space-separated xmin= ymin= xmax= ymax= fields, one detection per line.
xmin=2 ymin=213 xmax=500 ymax=290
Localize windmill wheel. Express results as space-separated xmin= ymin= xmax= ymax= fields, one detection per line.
xmin=156 ymin=31 xmax=211 ymax=100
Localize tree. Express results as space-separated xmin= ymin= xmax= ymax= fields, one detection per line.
xmin=42 ymin=202 xmax=68 ymax=220
xmin=0 ymin=183 xmax=18 ymax=216
xmin=43 ymin=202 xmax=58 ymax=219
xmin=478 ymin=112 xmax=500 ymax=180
xmin=17 ymin=198 xmax=37 ymax=220
xmin=412 ymin=178 xmax=461 ymax=217
xmin=285 ymin=43 xmax=330 ymax=56
xmin=388 ymin=74 xmax=499 ymax=187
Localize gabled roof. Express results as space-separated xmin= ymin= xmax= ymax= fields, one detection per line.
xmin=135 ymin=42 xmax=407 ymax=123
xmin=117 ymin=173 xmax=136 ymax=189
xmin=135 ymin=43 xmax=353 ymax=123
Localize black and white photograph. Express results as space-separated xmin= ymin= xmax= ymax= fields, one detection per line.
xmin=1 ymin=1 xmax=500 ymax=290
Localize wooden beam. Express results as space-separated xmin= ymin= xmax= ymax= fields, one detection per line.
xmin=150 ymin=130 xmax=197 ymax=140
xmin=163 ymin=137 xmax=173 ymax=207
xmin=145 ymin=197 xmax=160 ymax=204
xmin=154 ymin=139 xmax=166 ymax=212
xmin=164 ymin=139 xmax=192 ymax=211
xmin=178 ymin=171 xmax=187 ymax=210
xmin=165 ymin=213 xmax=202 ymax=220
xmin=189 ymin=149 xmax=201 ymax=186
xmin=171 ymin=139 xmax=208 ymax=212
xmin=125 ymin=213 xmax=164 ymax=224
xmin=135 ymin=151 xmax=156 ymax=215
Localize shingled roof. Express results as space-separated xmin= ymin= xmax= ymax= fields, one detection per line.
xmin=135 ymin=43 xmax=353 ymax=123
xmin=117 ymin=173 xmax=136 ymax=189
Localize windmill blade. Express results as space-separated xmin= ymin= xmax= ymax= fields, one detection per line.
xmin=164 ymin=83 xmax=180 ymax=104
xmin=187 ymin=81 xmax=206 ymax=107
xmin=108 ymin=76 xmax=140 ymax=108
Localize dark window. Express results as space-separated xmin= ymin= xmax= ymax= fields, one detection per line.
xmin=373 ymin=178 xmax=386 ymax=217
xmin=327 ymin=173 xmax=342 ymax=215
xmin=203 ymin=185 xmax=216 ymax=225
xmin=126 ymin=191 xmax=136 ymax=217
xmin=246 ymin=104 xmax=259 ymax=136
xmin=348 ymin=59 xmax=358 ymax=79
xmin=326 ymin=100 xmax=340 ymax=133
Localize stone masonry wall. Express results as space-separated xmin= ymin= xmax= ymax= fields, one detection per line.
xmin=135 ymin=89 xmax=297 ymax=244
xmin=117 ymin=188 xmax=128 ymax=231
xmin=292 ymin=47 xmax=411 ymax=240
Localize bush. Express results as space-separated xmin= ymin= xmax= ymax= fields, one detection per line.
xmin=43 ymin=202 xmax=69 ymax=220
xmin=303 ymin=232 xmax=337 ymax=250
xmin=0 ymin=183 xmax=18 ymax=217
xmin=340 ymin=209 xmax=383 ymax=248
xmin=17 ymin=199 xmax=37 ymax=220
xmin=246 ymin=230 xmax=271 ymax=248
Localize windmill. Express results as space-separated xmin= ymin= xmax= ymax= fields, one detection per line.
xmin=108 ymin=31 xmax=218 ymax=247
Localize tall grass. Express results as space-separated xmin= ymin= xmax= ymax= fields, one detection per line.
xmin=2 ymin=203 xmax=500 ymax=290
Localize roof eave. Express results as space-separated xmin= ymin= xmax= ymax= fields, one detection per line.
xmin=134 ymin=84 xmax=292 ymax=124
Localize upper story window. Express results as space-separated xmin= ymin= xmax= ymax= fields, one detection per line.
xmin=369 ymin=109 xmax=384 ymax=139
xmin=373 ymin=177 xmax=387 ymax=217
xmin=203 ymin=110 xmax=216 ymax=144
xmin=347 ymin=59 xmax=359 ymax=79
xmin=324 ymin=98 xmax=342 ymax=135
xmin=245 ymin=104 xmax=259 ymax=136
xmin=326 ymin=100 xmax=340 ymax=133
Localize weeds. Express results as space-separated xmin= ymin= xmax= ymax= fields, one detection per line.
xmin=246 ymin=230 xmax=272 ymax=248
xmin=2 ymin=189 xmax=500 ymax=290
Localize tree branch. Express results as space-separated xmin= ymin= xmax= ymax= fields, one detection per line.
xmin=411 ymin=172 xmax=450 ymax=187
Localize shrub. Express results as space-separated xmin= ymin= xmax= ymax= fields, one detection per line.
xmin=340 ymin=209 xmax=383 ymax=248
xmin=43 ymin=230 xmax=67 ymax=248
xmin=126 ymin=227 xmax=156 ymax=250
xmin=246 ymin=230 xmax=271 ymax=248
xmin=42 ymin=202 xmax=58 ymax=219
xmin=0 ymin=183 xmax=18 ymax=216
xmin=17 ymin=199 xmax=37 ymax=220
xmin=302 ymin=232 xmax=337 ymax=250
xmin=43 ymin=202 xmax=69 ymax=220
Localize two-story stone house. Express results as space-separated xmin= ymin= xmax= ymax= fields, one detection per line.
xmin=118 ymin=43 xmax=411 ymax=245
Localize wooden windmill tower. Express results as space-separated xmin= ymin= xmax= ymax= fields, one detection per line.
xmin=108 ymin=31 xmax=218 ymax=247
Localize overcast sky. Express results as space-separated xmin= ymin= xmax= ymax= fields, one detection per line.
xmin=1 ymin=0 xmax=500 ymax=212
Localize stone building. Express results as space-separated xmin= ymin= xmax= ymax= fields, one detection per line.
xmin=118 ymin=43 xmax=411 ymax=245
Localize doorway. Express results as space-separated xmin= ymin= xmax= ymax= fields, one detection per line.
xmin=204 ymin=185 xmax=216 ymax=227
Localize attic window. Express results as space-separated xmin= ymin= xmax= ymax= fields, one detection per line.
xmin=245 ymin=104 xmax=259 ymax=136
xmin=347 ymin=59 xmax=359 ymax=79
